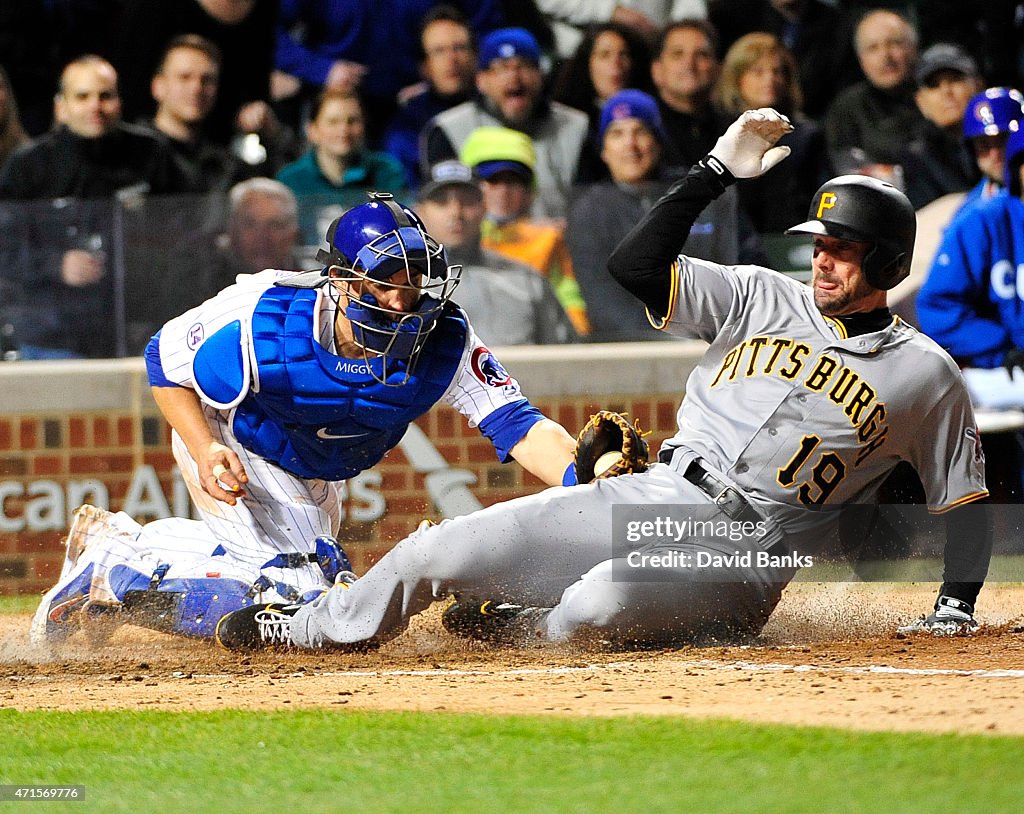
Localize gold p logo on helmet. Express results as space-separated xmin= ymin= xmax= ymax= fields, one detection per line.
xmin=816 ymin=191 xmax=837 ymax=219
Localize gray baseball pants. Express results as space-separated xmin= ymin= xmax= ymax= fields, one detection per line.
xmin=289 ymin=460 xmax=796 ymax=649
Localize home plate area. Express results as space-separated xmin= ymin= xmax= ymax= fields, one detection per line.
xmin=3 ymin=582 xmax=1023 ymax=734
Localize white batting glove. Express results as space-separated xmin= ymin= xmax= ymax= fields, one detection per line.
xmin=708 ymin=108 xmax=794 ymax=179
xmin=896 ymin=595 xmax=979 ymax=638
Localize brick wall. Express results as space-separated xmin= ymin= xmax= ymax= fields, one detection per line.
xmin=0 ymin=347 xmax=700 ymax=595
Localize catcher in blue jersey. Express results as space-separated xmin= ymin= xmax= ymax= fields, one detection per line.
xmin=31 ymin=193 xmax=576 ymax=646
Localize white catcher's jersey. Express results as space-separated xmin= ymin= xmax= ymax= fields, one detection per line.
xmin=653 ymin=258 xmax=988 ymax=534
xmin=156 ymin=270 xmax=530 ymax=431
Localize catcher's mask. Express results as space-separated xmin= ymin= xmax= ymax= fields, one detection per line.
xmin=315 ymin=192 xmax=462 ymax=385
xmin=786 ymin=175 xmax=916 ymax=291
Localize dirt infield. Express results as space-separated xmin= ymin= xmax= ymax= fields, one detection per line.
xmin=4 ymin=582 xmax=1024 ymax=735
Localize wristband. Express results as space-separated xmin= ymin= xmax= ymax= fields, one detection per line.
xmin=698 ymin=155 xmax=736 ymax=192
xmin=562 ymin=462 xmax=578 ymax=487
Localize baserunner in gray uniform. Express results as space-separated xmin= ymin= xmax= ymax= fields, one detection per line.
xmin=217 ymin=109 xmax=992 ymax=651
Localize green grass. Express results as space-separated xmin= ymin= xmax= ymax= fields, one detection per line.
xmin=0 ymin=594 xmax=38 ymax=614
xmin=4 ymin=581 xmax=1022 ymax=813
xmin=0 ymin=710 xmax=1021 ymax=814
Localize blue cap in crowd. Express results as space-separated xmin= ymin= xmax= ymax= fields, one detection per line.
xmin=479 ymin=27 xmax=541 ymax=69
xmin=598 ymin=89 xmax=667 ymax=143
xmin=962 ymin=87 xmax=1024 ymax=139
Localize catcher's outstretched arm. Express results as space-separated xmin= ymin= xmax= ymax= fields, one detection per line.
xmin=606 ymin=160 xmax=734 ymax=318
xmin=509 ymin=418 xmax=576 ymax=487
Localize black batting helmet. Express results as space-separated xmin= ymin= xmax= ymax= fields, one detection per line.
xmin=785 ymin=175 xmax=916 ymax=291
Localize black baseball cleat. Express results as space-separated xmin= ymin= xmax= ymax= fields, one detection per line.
xmin=215 ymin=603 xmax=300 ymax=651
xmin=441 ymin=597 xmax=547 ymax=644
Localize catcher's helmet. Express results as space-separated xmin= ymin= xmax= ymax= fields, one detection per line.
xmin=962 ymin=87 xmax=1024 ymax=140
xmin=316 ymin=193 xmax=461 ymax=384
xmin=1005 ymin=125 xmax=1024 ymax=196
xmin=786 ymin=175 xmax=916 ymax=291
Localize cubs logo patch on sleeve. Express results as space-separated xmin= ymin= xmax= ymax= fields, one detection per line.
xmin=471 ymin=347 xmax=512 ymax=387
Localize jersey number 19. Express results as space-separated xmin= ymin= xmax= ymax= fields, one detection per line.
xmin=777 ymin=434 xmax=847 ymax=506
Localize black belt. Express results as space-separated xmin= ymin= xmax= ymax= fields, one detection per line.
xmin=682 ymin=460 xmax=788 ymax=556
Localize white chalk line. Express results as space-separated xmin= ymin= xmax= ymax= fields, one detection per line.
xmin=180 ymin=659 xmax=1024 ymax=680
xmin=8 ymin=659 xmax=1024 ymax=683
xmin=694 ymin=660 xmax=1024 ymax=679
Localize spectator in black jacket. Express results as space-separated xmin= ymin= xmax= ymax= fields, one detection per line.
xmin=823 ymin=9 xmax=921 ymax=186
xmin=899 ymin=43 xmax=984 ymax=210
xmin=708 ymin=0 xmax=861 ymax=120
xmin=550 ymin=22 xmax=654 ymax=185
xmin=712 ymin=31 xmax=830 ymax=234
xmin=142 ymin=35 xmax=236 ymax=197
xmin=0 ymin=55 xmax=188 ymax=359
xmin=650 ymin=19 xmax=731 ymax=172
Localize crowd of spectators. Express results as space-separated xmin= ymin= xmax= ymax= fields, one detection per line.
xmin=0 ymin=0 xmax=1023 ymax=359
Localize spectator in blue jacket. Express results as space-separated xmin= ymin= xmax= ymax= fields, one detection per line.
xmin=274 ymin=0 xmax=503 ymax=143
xmin=381 ymin=6 xmax=478 ymax=189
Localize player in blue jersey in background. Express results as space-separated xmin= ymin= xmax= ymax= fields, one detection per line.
xmin=917 ymin=125 xmax=1024 ymax=410
xmin=956 ymin=87 xmax=1024 ymax=215
xmin=31 ymin=192 xmax=576 ymax=646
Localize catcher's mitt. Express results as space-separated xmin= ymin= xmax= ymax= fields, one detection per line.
xmin=574 ymin=411 xmax=650 ymax=483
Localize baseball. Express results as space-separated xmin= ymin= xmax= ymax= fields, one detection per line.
xmin=594 ymin=451 xmax=621 ymax=477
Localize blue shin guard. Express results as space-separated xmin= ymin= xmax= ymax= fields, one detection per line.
xmin=109 ymin=565 xmax=258 ymax=639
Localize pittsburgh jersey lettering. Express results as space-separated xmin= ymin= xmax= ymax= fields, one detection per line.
xmin=711 ymin=335 xmax=890 ymax=462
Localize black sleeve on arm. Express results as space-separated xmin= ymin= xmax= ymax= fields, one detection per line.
xmin=940 ymin=497 xmax=992 ymax=608
xmin=607 ymin=156 xmax=735 ymax=316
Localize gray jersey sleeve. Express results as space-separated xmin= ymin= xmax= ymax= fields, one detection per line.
xmin=650 ymin=257 xmax=798 ymax=345
xmin=908 ymin=373 xmax=989 ymax=511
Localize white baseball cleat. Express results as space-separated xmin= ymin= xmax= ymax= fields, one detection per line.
xmin=30 ymin=561 xmax=95 ymax=646
xmin=30 ymin=504 xmax=120 ymax=646
xmin=59 ymin=504 xmax=112 ymax=580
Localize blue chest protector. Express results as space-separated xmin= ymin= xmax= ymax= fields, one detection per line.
xmin=206 ymin=287 xmax=467 ymax=480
